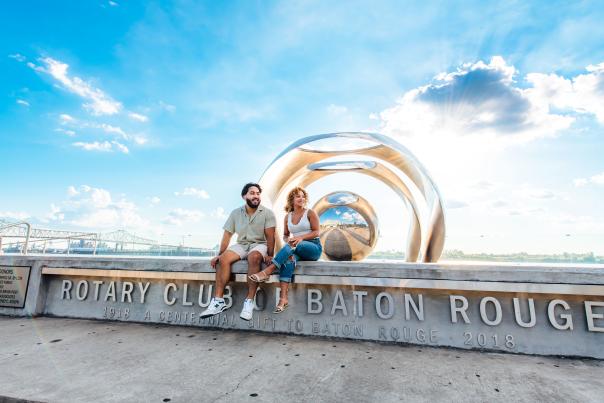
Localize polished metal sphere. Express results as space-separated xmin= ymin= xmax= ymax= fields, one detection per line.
xmin=313 ymin=191 xmax=378 ymax=261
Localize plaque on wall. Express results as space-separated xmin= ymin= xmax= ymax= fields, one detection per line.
xmin=0 ymin=266 xmax=31 ymax=308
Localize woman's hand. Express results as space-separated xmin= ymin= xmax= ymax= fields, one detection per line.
xmin=289 ymin=236 xmax=303 ymax=247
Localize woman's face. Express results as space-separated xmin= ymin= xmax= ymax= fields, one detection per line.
xmin=293 ymin=191 xmax=306 ymax=208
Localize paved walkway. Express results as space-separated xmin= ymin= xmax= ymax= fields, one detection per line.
xmin=1 ymin=316 xmax=603 ymax=402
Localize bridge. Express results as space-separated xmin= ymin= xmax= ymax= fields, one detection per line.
xmin=0 ymin=220 xmax=214 ymax=256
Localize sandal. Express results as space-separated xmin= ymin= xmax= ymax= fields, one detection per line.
xmin=248 ymin=271 xmax=270 ymax=283
xmin=273 ymin=301 xmax=289 ymax=314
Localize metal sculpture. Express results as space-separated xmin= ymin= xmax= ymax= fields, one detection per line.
xmin=259 ymin=132 xmax=445 ymax=262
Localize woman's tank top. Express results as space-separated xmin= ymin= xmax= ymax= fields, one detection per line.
xmin=288 ymin=209 xmax=312 ymax=237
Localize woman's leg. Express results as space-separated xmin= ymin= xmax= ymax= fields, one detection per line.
xmin=274 ymin=282 xmax=289 ymax=312
xmin=277 ymin=240 xmax=321 ymax=283
xmin=278 ymin=258 xmax=295 ymax=283
xmin=249 ymin=244 xmax=294 ymax=282
xmin=292 ymin=239 xmax=322 ymax=261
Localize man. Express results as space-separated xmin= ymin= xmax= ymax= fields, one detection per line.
xmin=201 ymin=182 xmax=276 ymax=321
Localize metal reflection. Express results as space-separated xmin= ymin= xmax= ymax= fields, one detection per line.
xmin=313 ymin=191 xmax=378 ymax=261
xmin=259 ymin=132 xmax=445 ymax=262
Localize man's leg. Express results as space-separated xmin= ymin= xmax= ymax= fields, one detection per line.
xmin=215 ymin=250 xmax=241 ymax=298
xmin=201 ymin=248 xmax=243 ymax=318
xmin=246 ymin=251 xmax=263 ymax=299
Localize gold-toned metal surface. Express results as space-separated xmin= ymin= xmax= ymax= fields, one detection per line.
xmin=312 ymin=191 xmax=378 ymax=261
xmin=259 ymin=132 xmax=446 ymax=262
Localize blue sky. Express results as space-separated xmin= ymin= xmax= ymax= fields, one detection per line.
xmin=1 ymin=0 xmax=603 ymax=254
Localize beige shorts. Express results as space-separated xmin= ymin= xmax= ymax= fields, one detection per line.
xmin=227 ymin=243 xmax=268 ymax=260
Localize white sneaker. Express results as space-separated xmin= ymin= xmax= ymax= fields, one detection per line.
xmin=200 ymin=298 xmax=228 ymax=318
xmin=240 ymin=299 xmax=255 ymax=321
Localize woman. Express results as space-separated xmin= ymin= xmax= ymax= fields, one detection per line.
xmin=249 ymin=186 xmax=322 ymax=313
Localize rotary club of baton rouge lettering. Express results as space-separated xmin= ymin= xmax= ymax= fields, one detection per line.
xmin=59 ymin=278 xmax=604 ymax=334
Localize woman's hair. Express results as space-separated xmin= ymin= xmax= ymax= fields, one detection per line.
xmin=284 ymin=187 xmax=308 ymax=212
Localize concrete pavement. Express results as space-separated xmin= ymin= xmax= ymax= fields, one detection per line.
xmin=1 ymin=316 xmax=603 ymax=402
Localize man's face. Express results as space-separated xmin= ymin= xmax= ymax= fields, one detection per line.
xmin=243 ymin=186 xmax=261 ymax=208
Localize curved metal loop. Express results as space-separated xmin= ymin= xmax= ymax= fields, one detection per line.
xmin=259 ymin=132 xmax=445 ymax=262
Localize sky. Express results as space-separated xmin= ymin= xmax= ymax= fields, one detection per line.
xmin=1 ymin=0 xmax=603 ymax=254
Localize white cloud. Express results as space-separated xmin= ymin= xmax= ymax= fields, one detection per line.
xmin=378 ymin=56 xmax=574 ymax=146
xmin=98 ymin=123 xmax=126 ymax=137
xmin=471 ymin=181 xmax=496 ymax=191
xmin=16 ymin=99 xmax=29 ymax=107
xmin=8 ymin=53 xmax=26 ymax=62
xmin=373 ymin=57 xmax=603 ymax=203
xmin=112 ymin=141 xmax=130 ymax=154
xmin=47 ymin=185 xmax=147 ymax=229
xmin=72 ymin=141 xmax=113 ymax=152
xmin=132 ymin=135 xmax=148 ymax=145
xmin=211 ymin=207 xmax=227 ymax=219
xmin=71 ymin=140 xmax=129 ymax=154
xmin=334 ymin=194 xmax=357 ymax=204
xmin=590 ymin=172 xmax=604 ymax=185
xmin=158 ymin=101 xmax=176 ymax=112
xmin=29 ymin=57 xmax=122 ymax=115
xmin=528 ymin=189 xmax=556 ymax=200
xmin=59 ymin=113 xmax=75 ymax=123
xmin=491 ymin=200 xmax=508 ymax=209
xmin=526 ymin=62 xmax=604 ymax=124
xmin=67 ymin=186 xmax=79 ymax=197
xmin=150 ymin=196 xmax=161 ymax=205
xmin=326 ymin=104 xmax=348 ymax=116
xmin=163 ymin=208 xmax=205 ymax=226
xmin=45 ymin=204 xmax=64 ymax=222
xmin=446 ymin=199 xmax=468 ymax=209
xmin=58 ymin=114 xmax=143 ymax=146
xmin=574 ymin=178 xmax=588 ymax=187
xmin=574 ymin=171 xmax=604 ymax=187
xmin=54 ymin=128 xmax=76 ymax=136
xmin=128 ymin=112 xmax=148 ymax=122
xmin=0 ymin=211 xmax=30 ymax=221
xmin=174 ymin=187 xmax=210 ymax=199
xmin=341 ymin=210 xmax=362 ymax=222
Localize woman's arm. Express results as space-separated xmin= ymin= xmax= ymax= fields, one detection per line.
xmin=282 ymin=214 xmax=290 ymax=243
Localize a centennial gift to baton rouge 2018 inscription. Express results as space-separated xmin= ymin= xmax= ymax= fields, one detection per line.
xmin=0 ymin=266 xmax=31 ymax=308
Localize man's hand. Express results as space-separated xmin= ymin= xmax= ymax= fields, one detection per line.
xmin=210 ymin=255 xmax=220 ymax=269
xmin=264 ymin=255 xmax=273 ymax=265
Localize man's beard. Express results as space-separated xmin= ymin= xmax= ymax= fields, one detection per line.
xmin=246 ymin=198 xmax=260 ymax=208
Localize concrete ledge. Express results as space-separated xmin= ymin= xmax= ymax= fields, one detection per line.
xmin=2 ymin=254 xmax=604 ymax=284
xmin=1 ymin=255 xmax=604 ymax=359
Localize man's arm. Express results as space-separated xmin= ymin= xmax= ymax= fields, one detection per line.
xmin=210 ymin=230 xmax=233 ymax=268
xmin=264 ymin=226 xmax=275 ymax=264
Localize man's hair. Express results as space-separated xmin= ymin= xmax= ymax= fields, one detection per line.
xmin=241 ymin=182 xmax=262 ymax=197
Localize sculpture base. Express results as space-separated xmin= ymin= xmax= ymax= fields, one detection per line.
xmin=1 ymin=256 xmax=603 ymax=358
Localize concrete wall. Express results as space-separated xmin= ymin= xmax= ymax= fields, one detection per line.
xmin=2 ymin=255 xmax=604 ymax=358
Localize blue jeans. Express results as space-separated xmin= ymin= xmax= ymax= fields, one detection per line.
xmin=272 ymin=238 xmax=322 ymax=282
